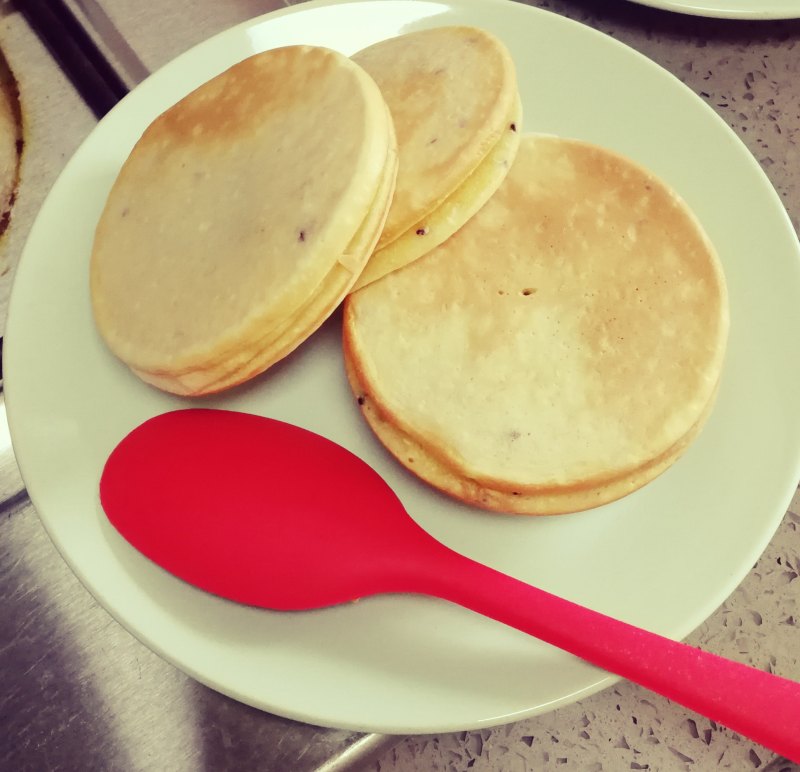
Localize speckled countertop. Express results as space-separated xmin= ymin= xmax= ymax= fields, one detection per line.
xmin=374 ymin=492 xmax=800 ymax=772
xmin=1 ymin=1 xmax=799 ymax=771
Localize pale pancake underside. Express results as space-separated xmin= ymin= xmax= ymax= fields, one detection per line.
xmin=91 ymin=46 xmax=396 ymax=396
xmin=351 ymin=26 xmax=520 ymax=290
xmin=344 ymin=134 xmax=729 ymax=515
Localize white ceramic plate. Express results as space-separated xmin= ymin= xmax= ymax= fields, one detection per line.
xmin=626 ymin=0 xmax=800 ymax=18
xmin=6 ymin=0 xmax=800 ymax=734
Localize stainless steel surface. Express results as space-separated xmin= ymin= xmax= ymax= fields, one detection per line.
xmin=1 ymin=476 xmax=395 ymax=771
xmin=61 ymin=0 xmax=147 ymax=90
xmin=1 ymin=1 xmax=799 ymax=770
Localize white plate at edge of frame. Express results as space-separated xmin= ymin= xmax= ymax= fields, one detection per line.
xmin=626 ymin=0 xmax=800 ymax=18
xmin=5 ymin=0 xmax=800 ymax=734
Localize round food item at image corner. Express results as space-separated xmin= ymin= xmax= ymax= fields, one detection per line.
xmin=0 ymin=47 xmax=23 ymax=251
xmin=90 ymin=45 xmax=397 ymax=396
xmin=343 ymin=133 xmax=729 ymax=515
xmin=351 ymin=25 xmax=522 ymax=291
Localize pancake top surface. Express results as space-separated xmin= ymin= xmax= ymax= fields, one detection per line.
xmin=352 ymin=26 xmax=517 ymax=248
xmin=345 ymin=134 xmax=729 ymax=490
xmin=91 ymin=45 xmax=391 ymax=372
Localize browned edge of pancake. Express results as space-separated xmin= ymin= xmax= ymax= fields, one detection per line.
xmin=352 ymin=25 xmax=519 ymax=252
xmin=344 ymin=336 xmax=722 ymax=515
xmin=341 ymin=132 xmax=729 ymax=515
xmin=351 ymin=94 xmax=522 ymax=292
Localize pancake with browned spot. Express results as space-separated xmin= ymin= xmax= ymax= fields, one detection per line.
xmin=91 ymin=46 xmax=397 ymax=396
xmin=351 ymin=26 xmax=521 ymax=290
xmin=344 ymin=134 xmax=728 ymax=515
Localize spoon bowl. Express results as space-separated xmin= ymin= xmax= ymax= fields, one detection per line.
xmin=101 ymin=408 xmax=800 ymax=762
xmin=101 ymin=407 xmax=449 ymax=610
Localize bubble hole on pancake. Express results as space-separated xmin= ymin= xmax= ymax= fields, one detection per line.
xmin=343 ymin=133 xmax=729 ymax=515
xmin=351 ymin=26 xmax=521 ymax=290
xmin=91 ymin=45 xmax=396 ymax=395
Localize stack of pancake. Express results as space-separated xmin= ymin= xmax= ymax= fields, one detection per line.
xmin=91 ymin=45 xmax=398 ymax=396
xmin=344 ymin=134 xmax=728 ymax=514
xmin=350 ymin=26 xmax=521 ymax=290
xmin=91 ymin=28 xmax=517 ymax=397
xmin=91 ymin=26 xmax=728 ymax=515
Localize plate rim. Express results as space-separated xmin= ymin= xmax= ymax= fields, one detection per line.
xmin=626 ymin=0 xmax=800 ymax=19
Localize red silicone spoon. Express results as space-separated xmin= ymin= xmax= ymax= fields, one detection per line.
xmin=101 ymin=408 xmax=799 ymax=761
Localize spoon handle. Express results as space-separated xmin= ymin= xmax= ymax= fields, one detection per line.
xmin=414 ymin=547 xmax=800 ymax=762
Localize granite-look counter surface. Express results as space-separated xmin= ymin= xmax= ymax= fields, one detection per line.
xmin=373 ymin=495 xmax=800 ymax=771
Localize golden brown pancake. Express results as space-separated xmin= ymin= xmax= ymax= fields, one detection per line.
xmin=344 ymin=134 xmax=729 ymax=515
xmin=351 ymin=26 xmax=521 ymax=290
xmin=91 ymin=45 xmax=397 ymax=396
